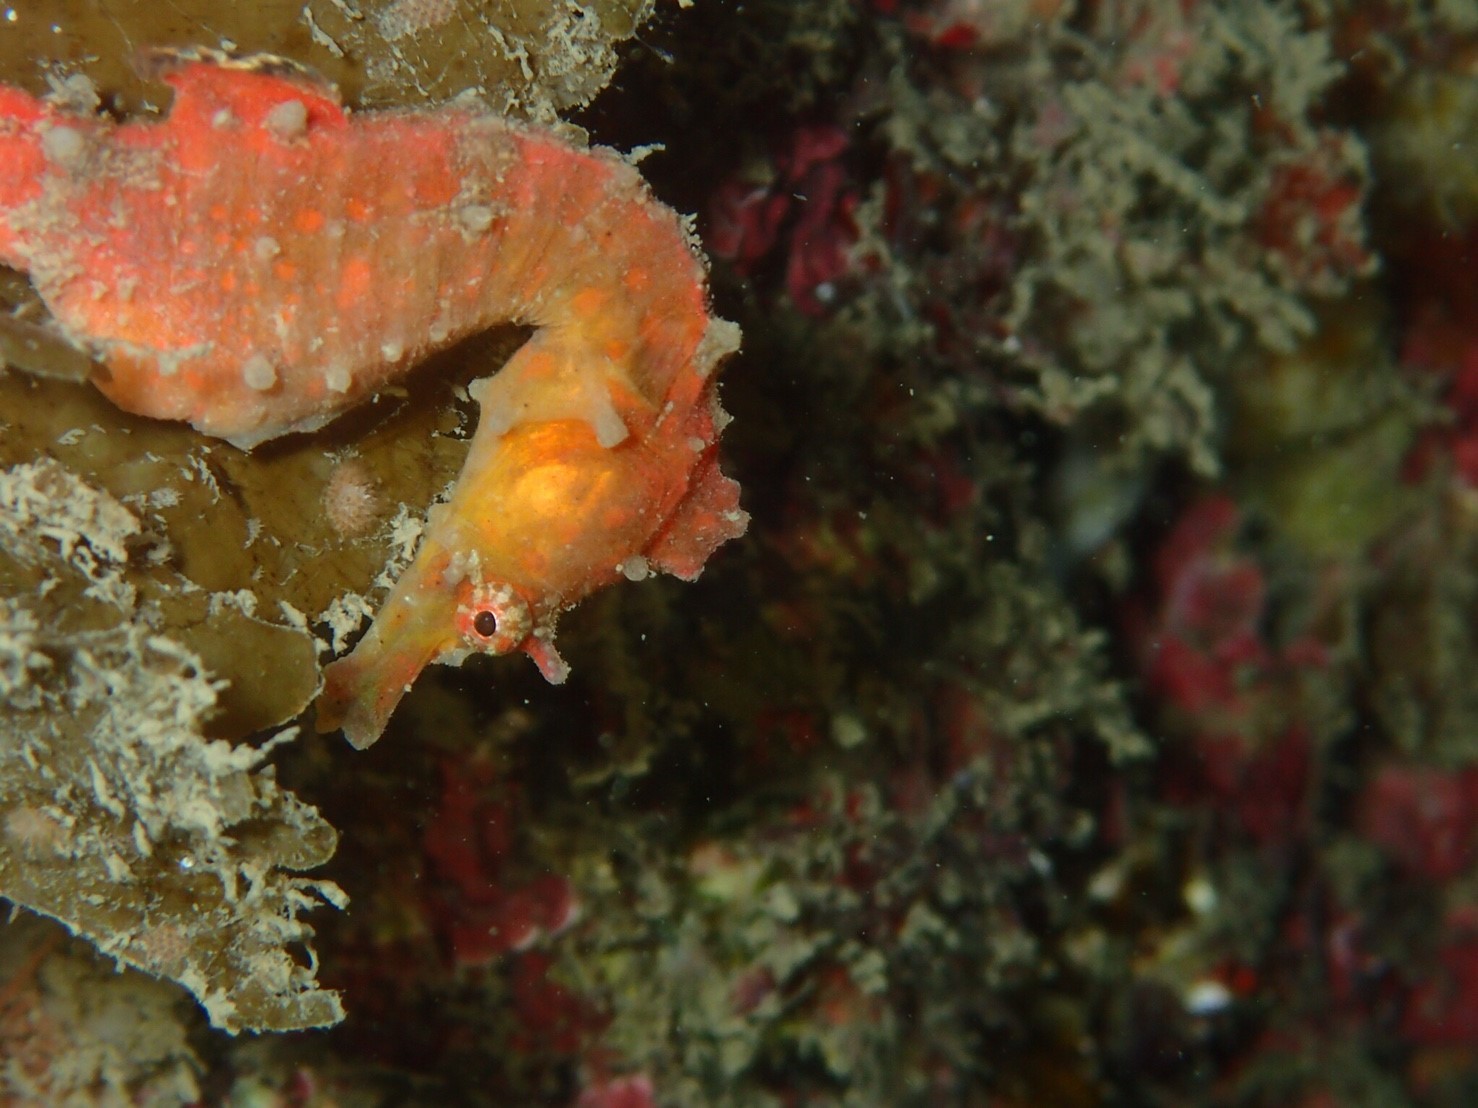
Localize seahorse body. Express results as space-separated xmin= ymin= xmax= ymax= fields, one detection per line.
xmin=0 ymin=61 xmax=747 ymax=747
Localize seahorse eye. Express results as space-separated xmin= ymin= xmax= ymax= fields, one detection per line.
xmin=459 ymin=582 xmax=533 ymax=655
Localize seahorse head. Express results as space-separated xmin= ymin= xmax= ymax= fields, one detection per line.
xmin=451 ymin=580 xmax=532 ymax=659
xmin=316 ymin=550 xmax=574 ymax=749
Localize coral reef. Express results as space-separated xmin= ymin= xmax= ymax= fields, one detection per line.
xmin=4 ymin=0 xmax=1478 ymax=1104
xmin=869 ymin=0 xmax=1373 ymax=476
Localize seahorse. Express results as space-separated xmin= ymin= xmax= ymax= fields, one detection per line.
xmin=0 ymin=56 xmax=747 ymax=747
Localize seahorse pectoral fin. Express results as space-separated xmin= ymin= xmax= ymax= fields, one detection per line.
xmin=522 ymin=630 xmax=570 ymax=684
xmin=646 ymin=453 xmax=748 ymax=581
xmin=468 ymin=334 xmax=631 ymax=449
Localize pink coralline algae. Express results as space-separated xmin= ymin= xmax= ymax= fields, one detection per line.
xmin=1128 ymin=497 xmax=1330 ymax=719
xmin=1423 ymin=345 xmax=1478 ymax=487
xmin=872 ymin=0 xmax=1068 ymax=51
xmin=1184 ymin=726 xmax=1313 ymax=847
xmin=1402 ymin=908 xmax=1478 ymax=1053
xmin=1401 ymin=230 xmax=1478 ymax=487
xmin=1359 ymin=762 xmax=1478 ymax=882
xmin=708 ymin=123 xmax=859 ymax=316
xmin=1254 ymin=137 xmax=1373 ymax=295
xmin=507 ymin=951 xmax=603 ymax=1058
xmin=1125 ymin=497 xmax=1330 ymax=843
xmin=576 ymin=1074 xmax=657 ymax=1108
xmin=421 ymin=759 xmax=578 ymax=966
xmin=1128 ymin=497 xmax=1274 ymax=720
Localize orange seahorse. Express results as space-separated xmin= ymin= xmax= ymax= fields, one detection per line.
xmin=0 ymin=56 xmax=747 ymax=748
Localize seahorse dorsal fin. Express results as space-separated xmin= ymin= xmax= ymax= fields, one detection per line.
xmin=646 ymin=455 xmax=748 ymax=581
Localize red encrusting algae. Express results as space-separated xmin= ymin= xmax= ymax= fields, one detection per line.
xmin=0 ymin=55 xmax=748 ymax=748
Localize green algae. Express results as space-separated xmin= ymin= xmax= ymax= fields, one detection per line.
xmin=1368 ymin=504 xmax=1478 ymax=768
xmin=1228 ymin=301 xmax=1418 ymax=558
xmin=1372 ymin=67 xmax=1478 ymax=229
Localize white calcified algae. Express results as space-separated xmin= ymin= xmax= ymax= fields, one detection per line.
xmin=0 ymin=461 xmax=344 ymax=1033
